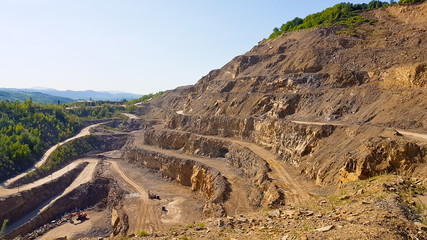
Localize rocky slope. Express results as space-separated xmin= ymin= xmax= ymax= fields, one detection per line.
xmin=9 ymin=3 xmax=427 ymax=240
xmin=101 ymin=3 xmax=427 ymax=239
xmin=146 ymin=2 xmax=427 ymax=187
xmin=120 ymin=175 xmax=426 ymax=240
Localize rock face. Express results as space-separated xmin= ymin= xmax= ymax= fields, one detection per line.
xmin=141 ymin=3 xmax=427 ymax=186
xmin=123 ymin=146 xmax=229 ymax=217
xmin=0 ymin=162 xmax=88 ymax=225
xmin=339 ymin=138 xmax=427 ymax=186
xmin=382 ymin=62 xmax=427 ymax=88
xmin=4 ymin=177 xmax=118 ymax=240
xmin=137 ymin=128 xmax=283 ymax=208
xmin=110 ymin=208 xmax=129 ymax=237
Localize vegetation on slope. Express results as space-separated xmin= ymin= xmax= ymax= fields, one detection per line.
xmin=0 ymin=91 xmax=162 ymax=181
xmin=125 ymin=91 xmax=164 ymax=111
xmin=0 ymin=99 xmax=80 ymax=181
xmin=126 ymin=91 xmax=164 ymax=106
xmin=66 ymin=104 xmax=126 ymax=120
xmin=268 ymin=0 xmax=425 ymax=39
xmin=399 ymin=0 xmax=425 ymax=3
xmin=23 ymin=135 xmax=103 ymax=182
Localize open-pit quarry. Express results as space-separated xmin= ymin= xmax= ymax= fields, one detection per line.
xmin=0 ymin=115 xmax=305 ymax=239
xmin=1 ymin=3 xmax=427 ymax=239
xmin=1 ymin=109 xmax=425 ymax=239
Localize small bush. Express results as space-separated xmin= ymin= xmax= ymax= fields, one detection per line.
xmin=196 ymin=222 xmax=205 ymax=227
xmin=186 ymin=224 xmax=194 ymax=228
xmin=137 ymin=231 xmax=149 ymax=237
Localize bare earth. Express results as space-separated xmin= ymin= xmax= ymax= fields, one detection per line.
xmin=105 ymin=158 xmax=204 ymax=235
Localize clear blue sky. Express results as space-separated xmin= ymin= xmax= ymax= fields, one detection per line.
xmin=0 ymin=0 xmax=369 ymax=95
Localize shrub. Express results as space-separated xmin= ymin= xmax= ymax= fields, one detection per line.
xmin=137 ymin=231 xmax=149 ymax=237
xmin=268 ymin=1 xmax=391 ymax=39
xmin=399 ymin=0 xmax=425 ymax=3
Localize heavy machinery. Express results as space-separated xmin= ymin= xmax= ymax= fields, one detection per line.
xmin=68 ymin=211 xmax=88 ymax=223
xmin=148 ymin=191 xmax=160 ymax=200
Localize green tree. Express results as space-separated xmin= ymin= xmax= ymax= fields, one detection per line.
xmin=399 ymin=0 xmax=425 ymax=3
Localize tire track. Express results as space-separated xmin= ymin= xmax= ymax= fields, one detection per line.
xmin=108 ymin=160 xmax=163 ymax=232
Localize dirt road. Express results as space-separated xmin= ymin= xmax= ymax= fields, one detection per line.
xmin=0 ymin=161 xmax=81 ymax=197
xmin=4 ymin=159 xmax=99 ymax=234
xmin=147 ymin=126 xmax=311 ymax=205
xmin=122 ymin=113 xmax=139 ymax=119
xmin=228 ymin=139 xmax=311 ymax=204
xmin=108 ymin=160 xmax=163 ymax=233
xmin=109 ymin=161 xmax=147 ymax=198
xmin=41 ymin=159 xmax=99 ymax=211
xmin=396 ymin=129 xmax=427 ymax=141
xmin=3 ymin=123 xmax=102 ymax=187
xmin=290 ymin=120 xmax=427 ymax=142
xmin=131 ymin=143 xmax=254 ymax=214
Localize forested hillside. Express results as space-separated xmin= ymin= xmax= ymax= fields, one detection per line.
xmin=0 ymin=92 xmax=158 ymax=181
xmin=0 ymin=99 xmax=80 ymax=181
xmin=0 ymin=90 xmax=74 ymax=104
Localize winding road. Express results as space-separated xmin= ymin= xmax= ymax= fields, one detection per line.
xmin=131 ymin=143 xmax=254 ymax=214
xmin=4 ymin=158 xmax=99 ymax=234
xmin=2 ymin=123 xmax=102 ymax=188
xmin=150 ymin=124 xmax=311 ymax=205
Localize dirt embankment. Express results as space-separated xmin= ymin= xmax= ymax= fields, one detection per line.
xmin=7 ymin=134 xmax=128 ymax=188
xmin=4 ymin=177 xmax=122 ymax=240
xmin=0 ymin=162 xmax=88 ymax=225
xmin=122 ymin=146 xmax=230 ymax=217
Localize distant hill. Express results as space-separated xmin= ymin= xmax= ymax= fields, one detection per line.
xmin=1 ymin=88 xmax=142 ymax=101
xmin=0 ymin=90 xmax=74 ymax=104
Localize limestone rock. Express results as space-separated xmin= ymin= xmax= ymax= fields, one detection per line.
xmin=315 ymin=225 xmax=334 ymax=232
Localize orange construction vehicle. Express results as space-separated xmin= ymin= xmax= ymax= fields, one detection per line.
xmin=70 ymin=211 xmax=88 ymax=222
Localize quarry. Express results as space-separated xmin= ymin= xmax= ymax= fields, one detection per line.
xmin=0 ymin=2 xmax=426 ymax=240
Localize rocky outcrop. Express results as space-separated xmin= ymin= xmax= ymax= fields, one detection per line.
xmin=165 ymin=114 xmax=335 ymax=165
xmin=123 ymin=146 xmax=229 ymax=217
xmin=165 ymin=112 xmax=427 ymax=188
xmin=139 ymin=129 xmax=281 ymax=207
xmin=0 ymin=162 xmax=88 ymax=225
xmin=102 ymin=118 xmax=160 ymax=132
xmin=339 ymin=138 xmax=427 ymax=187
xmin=381 ymin=62 xmax=426 ymax=88
xmin=165 ymin=114 xmax=253 ymax=139
xmin=110 ymin=208 xmax=129 ymax=237
xmin=252 ymin=119 xmax=336 ymax=165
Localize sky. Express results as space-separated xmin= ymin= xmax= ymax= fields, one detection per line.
xmin=0 ymin=0 xmax=370 ymax=95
